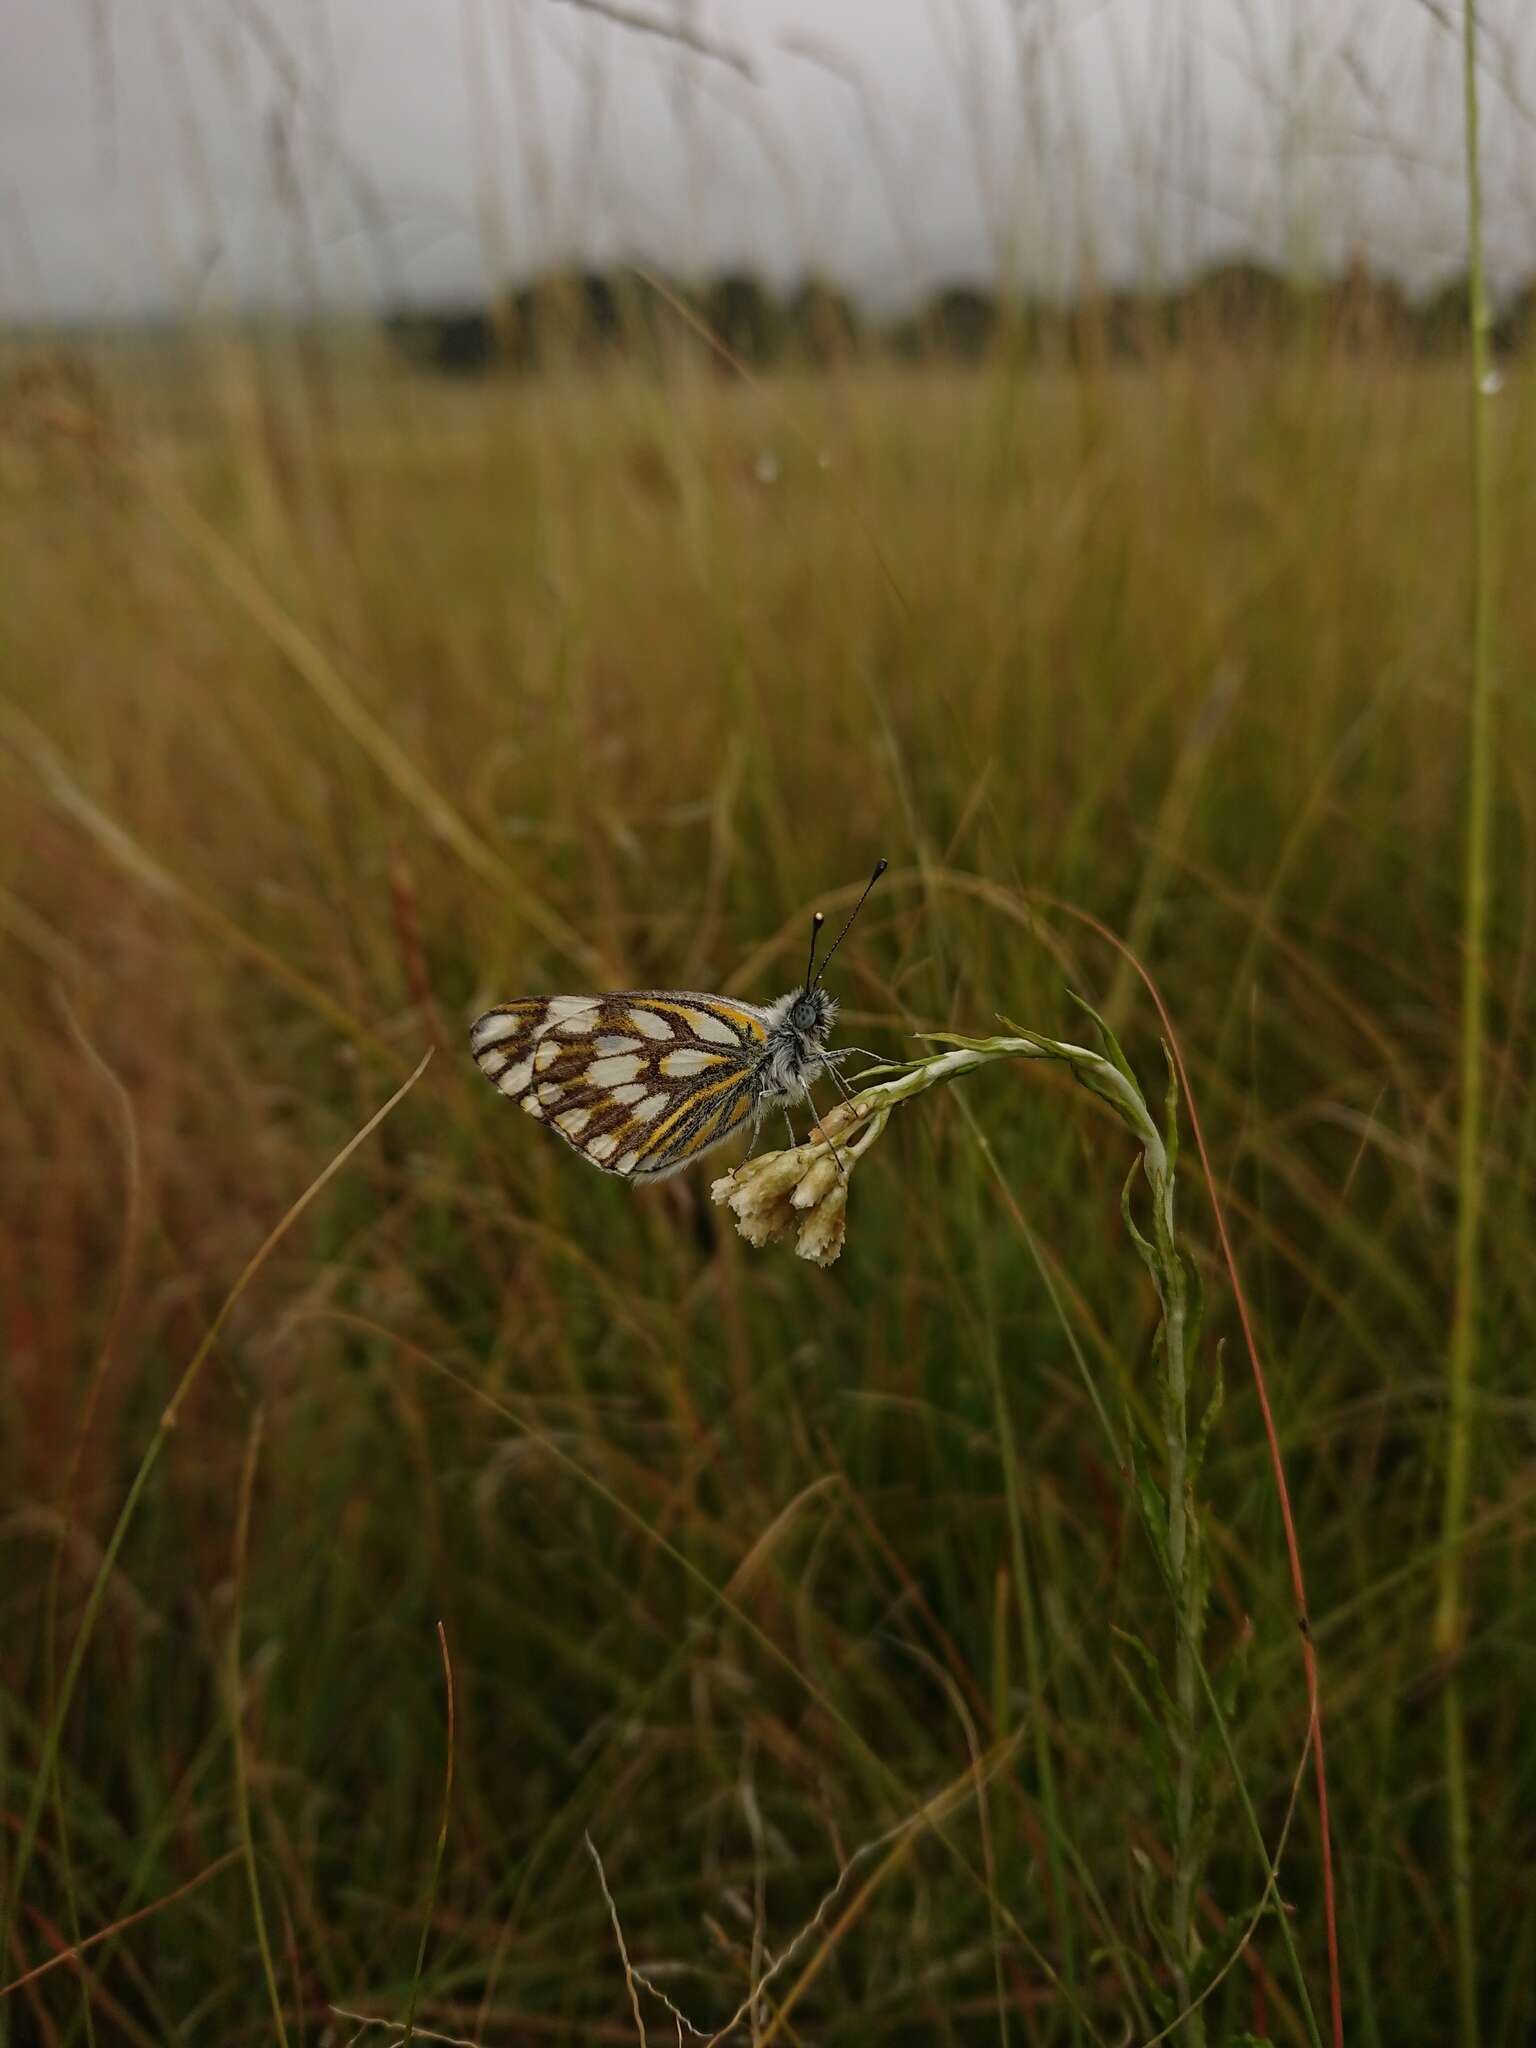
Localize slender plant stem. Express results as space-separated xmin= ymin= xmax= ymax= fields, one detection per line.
xmin=229 ymin=1407 xmax=289 ymax=2048
xmin=967 ymin=1151 xmax=1077 ymax=2041
xmin=984 ymin=1323 xmax=1081 ymax=2045
xmin=1031 ymin=893 xmax=1345 ymax=2047
xmin=39 ymin=1002 xmax=137 ymax=2048
xmin=0 ymin=1854 xmax=242 ymax=1999
xmin=1438 ymin=3 xmax=1495 ymax=2040
xmin=403 ymin=1624 xmax=456 ymax=2048
xmin=977 ymin=1079 xmax=1319 ymax=2045
xmin=1155 ymin=1164 xmax=1204 ymax=2041
xmin=862 ymin=1027 xmax=1209 ymax=2033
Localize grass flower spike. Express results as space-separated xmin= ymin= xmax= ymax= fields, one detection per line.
xmin=713 ymin=1002 xmax=1240 ymax=2031
xmin=714 ymin=1009 xmax=1164 ymax=1272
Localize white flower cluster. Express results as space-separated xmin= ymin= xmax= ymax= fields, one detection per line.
xmin=710 ymin=1099 xmax=890 ymax=1268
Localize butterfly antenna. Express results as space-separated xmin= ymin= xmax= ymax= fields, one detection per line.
xmin=804 ymin=911 xmax=826 ymax=993
xmin=814 ymin=858 xmax=887 ymax=987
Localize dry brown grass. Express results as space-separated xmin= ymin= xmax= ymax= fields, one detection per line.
xmin=2 ymin=327 xmax=1534 ymax=2040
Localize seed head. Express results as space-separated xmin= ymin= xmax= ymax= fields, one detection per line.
xmin=711 ymin=1100 xmax=888 ymax=1268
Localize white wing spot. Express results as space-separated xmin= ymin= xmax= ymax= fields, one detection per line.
xmin=478 ymin=1052 xmax=509 ymax=1080
xmin=496 ymin=1054 xmax=534 ymax=1097
xmin=537 ymin=1082 xmax=565 ymax=1107
xmin=661 ymin=1049 xmax=720 ymax=1078
xmin=609 ymin=1082 xmax=648 ymax=1105
xmin=616 ymin=1150 xmax=641 ymax=1174
xmin=472 ymin=1012 xmax=524 ymax=1051
xmin=521 ymin=1096 xmax=545 ymax=1119
xmin=552 ymin=999 xmax=602 ymax=1032
xmin=555 ymin=1106 xmax=592 ymax=1136
xmin=535 ymin=996 xmax=600 ymax=1037
xmin=594 ymin=1034 xmax=641 ymax=1054
xmin=587 ymin=1132 xmax=619 ymax=1162
xmin=586 ymin=1053 xmax=642 ymax=1086
xmin=627 ymin=1009 xmax=675 ymax=1040
xmin=534 ymin=1039 xmax=563 ymax=1072
xmin=631 ymin=1092 xmax=669 ymax=1121
xmin=683 ymin=1006 xmax=740 ymax=1045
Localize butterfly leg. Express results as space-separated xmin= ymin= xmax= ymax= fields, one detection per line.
xmin=809 ymin=1060 xmax=853 ymax=1180
xmin=743 ymin=1101 xmax=769 ymax=1162
xmin=817 ymin=1052 xmax=860 ymax=1112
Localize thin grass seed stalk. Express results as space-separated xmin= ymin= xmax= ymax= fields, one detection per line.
xmin=714 ymin=1007 xmax=1216 ymax=2034
xmin=711 ymin=1010 xmax=1167 ymax=1268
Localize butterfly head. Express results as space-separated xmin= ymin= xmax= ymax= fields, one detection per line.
xmin=767 ymin=858 xmax=887 ymax=1074
xmin=786 ymin=985 xmax=836 ymax=1046
xmin=758 ymin=982 xmax=838 ymax=1109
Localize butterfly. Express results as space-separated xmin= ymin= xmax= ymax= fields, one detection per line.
xmin=470 ymin=862 xmax=885 ymax=1183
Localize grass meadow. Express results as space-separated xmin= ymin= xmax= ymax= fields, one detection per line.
xmin=2 ymin=321 xmax=1534 ymax=2042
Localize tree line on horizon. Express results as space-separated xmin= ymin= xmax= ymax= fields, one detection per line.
xmin=384 ymin=258 xmax=1534 ymax=375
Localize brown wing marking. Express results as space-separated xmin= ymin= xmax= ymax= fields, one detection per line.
xmin=470 ymin=993 xmax=765 ymax=1178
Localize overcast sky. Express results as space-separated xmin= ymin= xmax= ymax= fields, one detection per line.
xmin=4 ymin=0 xmax=1534 ymax=323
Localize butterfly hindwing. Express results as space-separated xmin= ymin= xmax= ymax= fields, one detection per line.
xmin=470 ymin=992 xmax=773 ymax=1182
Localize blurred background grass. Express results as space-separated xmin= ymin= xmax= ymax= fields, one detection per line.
xmin=2 ymin=310 xmax=1534 ymax=2042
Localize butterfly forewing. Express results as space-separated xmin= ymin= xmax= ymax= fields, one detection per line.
xmin=470 ymin=992 xmax=772 ymax=1182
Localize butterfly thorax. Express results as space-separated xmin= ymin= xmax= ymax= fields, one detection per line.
xmin=754 ymin=987 xmax=837 ymax=1108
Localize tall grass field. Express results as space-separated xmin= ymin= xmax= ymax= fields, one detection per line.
xmin=2 ymin=310 xmax=1533 ymax=2043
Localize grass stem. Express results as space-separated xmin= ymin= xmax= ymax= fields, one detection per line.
xmin=1153 ymin=1134 xmax=1204 ymax=2042
xmin=403 ymin=1624 xmax=457 ymax=2048
xmin=1438 ymin=3 xmax=1496 ymax=2041
xmin=1033 ymin=896 xmax=1346 ymax=2047
xmin=982 ymin=1320 xmax=1081 ymax=2044
xmin=228 ymin=1406 xmax=289 ymax=2048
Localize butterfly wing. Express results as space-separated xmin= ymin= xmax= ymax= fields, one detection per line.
xmin=470 ymin=992 xmax=775 ymax=1182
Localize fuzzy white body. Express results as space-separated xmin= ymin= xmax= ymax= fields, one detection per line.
xmin=750 ymin=988 xmax=840 ymax=1120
